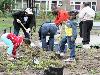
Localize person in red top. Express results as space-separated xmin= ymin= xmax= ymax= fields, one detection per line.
xmin=1 ymin=33 xmax=31 ymax=61
xmin=52 ymin=7 xmax=70 ymax=26
xmin=51 ymin=6 xmax=70 ymax=37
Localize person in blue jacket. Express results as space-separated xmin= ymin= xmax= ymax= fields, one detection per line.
xmin=39 ymin=22 xmax=57 ymax=51
xmin=59 ymin=11 xmax=78 ymax=62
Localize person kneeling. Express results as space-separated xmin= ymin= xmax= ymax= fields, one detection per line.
xmin=1 ymin=33 xmax=31 ymax=61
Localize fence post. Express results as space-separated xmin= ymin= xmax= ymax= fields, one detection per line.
xmin=4 ymin=29 xmax=6 ymax=33
xmin=10 ymin=27 xmax=12 ymax=33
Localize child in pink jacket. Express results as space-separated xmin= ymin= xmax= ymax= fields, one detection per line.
xmin=1 ymin=33 xmax=31 ymax=61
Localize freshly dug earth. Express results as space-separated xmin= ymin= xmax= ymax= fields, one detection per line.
xmin=0 ymin=45 xmax=100 ymax=75
xmin=63 ymin=48 xmax=100 ymax=75
xmin=0 ymin=32 xmax=100 ymax=75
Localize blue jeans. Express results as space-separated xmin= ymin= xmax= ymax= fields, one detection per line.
xmin=60 ymin=36 xmax=76 ymax=58
xmin=13 ymin=21 xmax=30 ymax=39
xmin=41 ymin=23 xmax=57 ymax=51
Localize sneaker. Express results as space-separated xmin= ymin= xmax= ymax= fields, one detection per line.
xmin=7 ymin=54 xmax=15 ymax=61
xmin=64 ymin=58 xmax=75 ymax=62
xmin=83 ymin=44 xmax=90 ymax=49
xmin=55 ymin=51 xmax=60 ymax=54
xmin=7 ymin=57 xmax=14 ymax=61
xmin=0 ymin=62 xmax=2 ymax=64
xmin=60 ymin=52 xmax=65 ymax=56
xmin=33 ymin=57 xmax=40 ymax=64
xmin=43 ymin=48 xmax=48 ymax=51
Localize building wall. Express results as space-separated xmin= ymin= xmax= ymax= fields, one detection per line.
xmin=70 ymin=0 xmax=97 ymax=11
xmin=13 ymin=0 xmax=100 ymax=11
xmin=97 ymin=0 xmax=100 ymax=11
xmin=13 ymin=0 xmax=27 ymax=10
xmin=71 ymin=0 xmax=96 ymax=2
xmin=13 ymin=0 xmax=62 ymax=11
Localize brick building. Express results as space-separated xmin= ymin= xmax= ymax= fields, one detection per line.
xmin=13 ymin=0 xmax=100 ymax=11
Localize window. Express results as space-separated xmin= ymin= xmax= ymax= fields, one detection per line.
xmin=52 ymin=1 xmax=57 ymax=4
xmin=16 ymin=0 xmax=22 ymax=9
xmin=71 ymin=2 xmax=73 ymax=4
xmin=59 ymin=1 xmax=62 ymax=6
xmin=70 ymin=5 xmax=74 ymax=10
xmin=23 ymin=4 xmax=27 ymax=9
xmin=35 ymin=3 xmax=40 ymax=10
xmin=92 ymin=2 xmax=96 ymax=11
xmin=52 ymin=1 xmax=57 ymax=6
xmin=59 ymin=1 xmax=62 ymax=4
xmin=46 ymin=1 xmax=49 ymax=10
xmin=75 ymin=5 xmax=80 ymax=10
xmin=40 ymin=1 xmax=46 ymax=10
xmin=92 ymin=6 xmax=95 ymax=11
xmin=75 ymin=2 xmax=80 ymax=4
xmin=83 ymin=2 xmax=91 ymax=7
xmin=74 ymin=2 xmax=80 ymax=10
xmin=92 ymin=2 xmax=96 ymax=5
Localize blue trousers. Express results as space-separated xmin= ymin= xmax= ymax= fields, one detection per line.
xmin=1 ymin=33 xmax=14 ymax=55
xmin=41 ymin=23 xmax=57 ymax=51
xmin=60 ymin=36 xmax=76 ymax=58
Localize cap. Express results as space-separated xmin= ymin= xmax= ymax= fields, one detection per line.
xmin=25 ymin=8 xmax=33 ymax=14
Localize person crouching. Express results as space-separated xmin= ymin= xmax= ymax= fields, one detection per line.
xmin=40 ymin=22 xmax=57 ymax=51
xmin=1 ymin=33 xmax=31 ymax=61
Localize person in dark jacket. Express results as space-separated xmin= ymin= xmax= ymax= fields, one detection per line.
xmin=12 ymin=8 xmax=34 ymax=39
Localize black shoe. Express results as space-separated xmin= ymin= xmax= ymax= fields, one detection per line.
xmin=82 ymin=42 xmax=89 ymax=45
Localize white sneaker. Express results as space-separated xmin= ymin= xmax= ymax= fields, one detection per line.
xmin=55 ymin=51 xmax=60 ymax=54
xmin=64 ymin=58 xmax=75 ymax=62
xmin=7 ymin=57 xmax=14 ymax=61
xmin=60 ymin=52 xmax=65 ymax=56
xmin=83 ymin=44 xmax=90 ymax=49
xmin=33 ymin=58 xmax=40 ymax=64
xmin=30 ymin=42 xmax=35 ymax=47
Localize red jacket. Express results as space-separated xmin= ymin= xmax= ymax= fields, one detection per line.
xmin=7 ymin=33 xmax=23 ymax=57
xmin=54 ymin=10 xmax=69 ymax=25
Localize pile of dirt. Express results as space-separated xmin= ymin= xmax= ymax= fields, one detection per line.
xmin=63 ymin=48 xmax=100 ymax=75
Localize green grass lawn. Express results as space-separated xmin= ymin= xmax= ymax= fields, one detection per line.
xmin=0 ymin=17 xmax=43 ymax=28
xmin=0 ymin=16 xmax=100 ymax=33
xmin=0 ymin=17 xmax=13 ymax=28
xmin=0 ymin=17 xmax=44 ymax=34
xmin=94 ymin=20 xmax=100 ymax=22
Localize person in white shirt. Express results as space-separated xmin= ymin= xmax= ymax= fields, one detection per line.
xmin=79 ymin=2 xmax=95 ymax=46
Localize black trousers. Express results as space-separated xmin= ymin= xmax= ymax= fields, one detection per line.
xmin=82 ymin=20 xmax=93 ymax=45
xmin=13 ymin=21 xmax=30 ymax=39
xmin=79 ymin=21 xmax=83 ymax=38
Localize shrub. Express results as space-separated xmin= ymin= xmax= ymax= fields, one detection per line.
xmin=95 ymin=12 xmax=100 ymax=20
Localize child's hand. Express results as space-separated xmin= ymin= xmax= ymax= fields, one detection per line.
xmin=57 ymin=30 xmax=60 ymax=34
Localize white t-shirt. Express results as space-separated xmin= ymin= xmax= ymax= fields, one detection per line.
xmin=79 ymin=6 xmax=95 ymax=21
